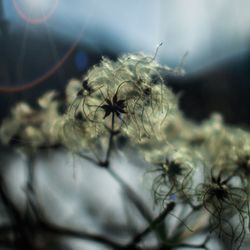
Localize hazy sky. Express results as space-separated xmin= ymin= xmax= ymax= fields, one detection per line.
xmin=3 ymin=0 xmax=250 ymax=71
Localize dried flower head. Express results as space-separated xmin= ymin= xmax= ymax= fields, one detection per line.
xmin=65 ymin=53 xmax=177 ymax=145
xmin=0 ymin=91 xmax=60 ymax=151
xmin=196 ymin=169 xmax=250 ymax=249
xmin=144 ymin=146 xmax=198 ymax=205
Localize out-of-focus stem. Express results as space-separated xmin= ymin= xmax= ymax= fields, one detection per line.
xmin=101 ymin=112 xmax=115 ymax=167
xmin=108 ymin=168 xmax=153 ymax=223
xmin=125 ymin=202 xmax=175 ymax=248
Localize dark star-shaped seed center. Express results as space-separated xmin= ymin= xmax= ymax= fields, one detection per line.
xmin=101 ymin=93 xmax=126 ymax=119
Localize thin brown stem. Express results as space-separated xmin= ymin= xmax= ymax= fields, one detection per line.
xmin=101 ymin=112 xmax=115 ymax=167
xmin=109 ymin=168 xmax=153 ymax=223
xmin=40 ymin=221 xmax=123 ymax=249
xmin=126 ymin=202 xmax=175 ymax=248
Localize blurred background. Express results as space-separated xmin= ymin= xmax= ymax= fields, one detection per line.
xmin=0 ymin=1 xmax=250 ymax=249
xmin=0 ymin=0 xmax=250 ymax=124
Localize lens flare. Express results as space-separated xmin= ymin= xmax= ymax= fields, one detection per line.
xmin=12 ymin=0 xmax=59 ymax=25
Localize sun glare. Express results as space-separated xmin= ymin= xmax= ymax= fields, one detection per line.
xmin=12 ymin=0 xmax=59 ymax=24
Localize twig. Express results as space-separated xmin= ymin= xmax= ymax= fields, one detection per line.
xmin=108 ymin=168 xmax=153 ymax=223
xmin=39 ymin=221 xmax=123 ymax=249
xmin=0 ymin=176 xmax=32 ymax=249
xmin=77 ymin=152 xmax=100 ymax=165
xmin=176 ymin=235 xmax=210 ymax=250
xmin=26 ymin=154 xmax=35 ymax=193
xmin=101 ymin=112 xmax=116 ymax=167
xmin=126 ymin=202 xmax=175 ymax=248
xmin=0 ymin=175 xmax=125 ymax=249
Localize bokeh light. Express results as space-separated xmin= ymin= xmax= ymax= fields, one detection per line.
xmin=74 ymin=51 xmax=88 ymax=71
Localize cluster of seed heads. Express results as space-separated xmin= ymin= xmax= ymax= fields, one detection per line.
xmin=1 ymin=53 xmax=250 ymax=249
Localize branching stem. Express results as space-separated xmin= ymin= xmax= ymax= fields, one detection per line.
xmin=126 ymin=202 xmax=175 ymax=248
